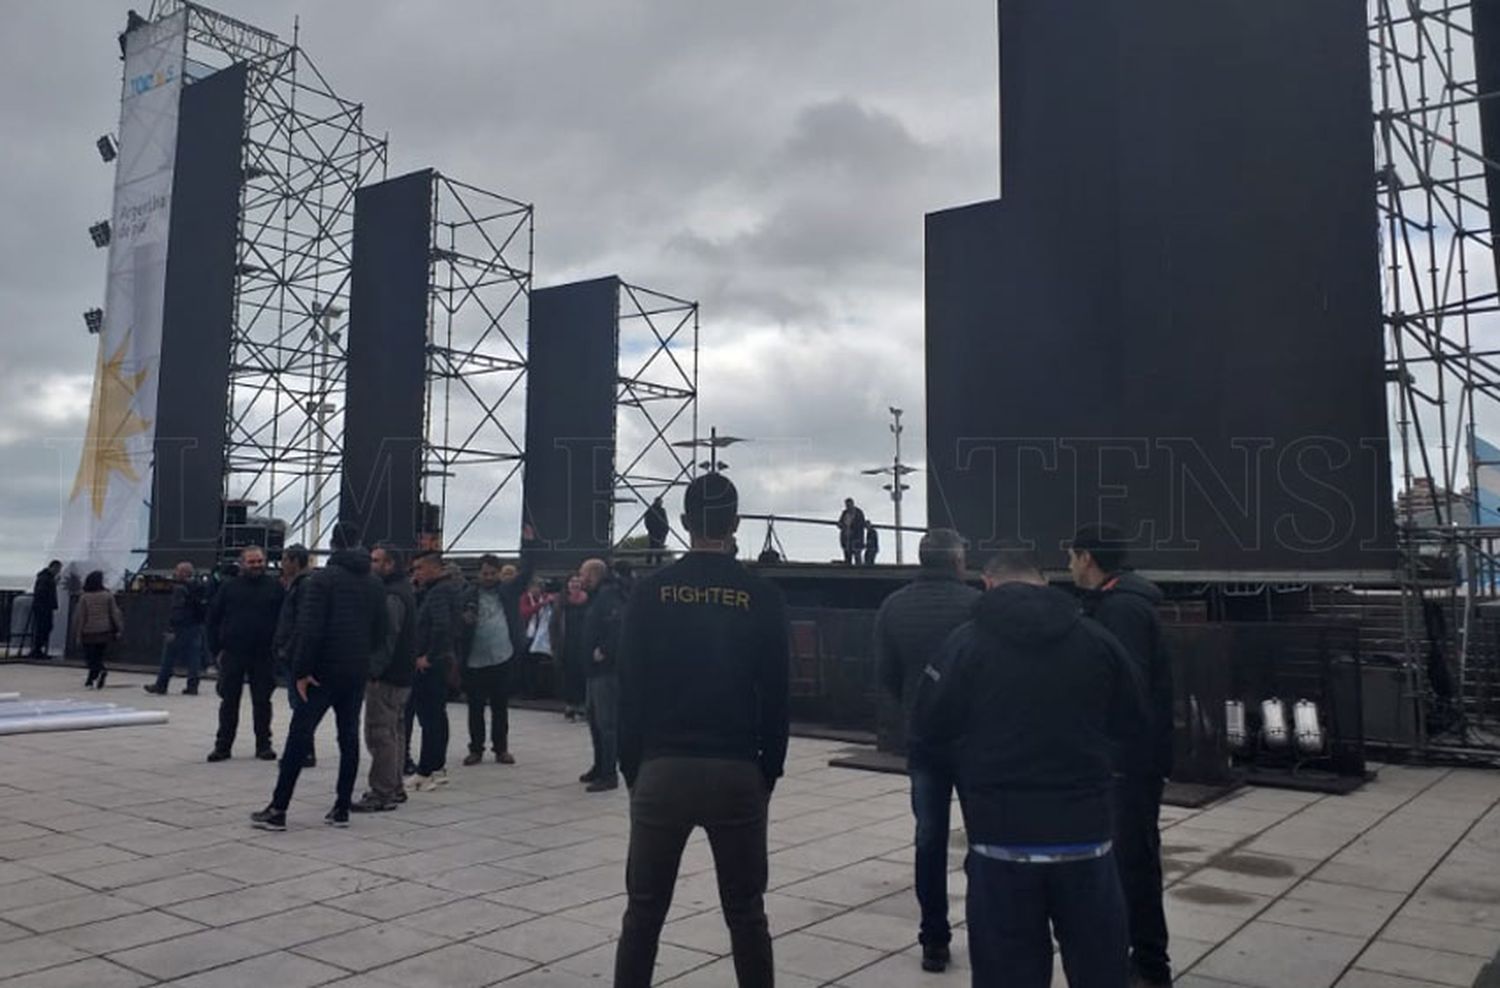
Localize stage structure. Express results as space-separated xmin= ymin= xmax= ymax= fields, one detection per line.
xmin=1371 ymin=0 xmax=1500 ymax=752
xmin=148 ymin=0 xmax=387 ymax=560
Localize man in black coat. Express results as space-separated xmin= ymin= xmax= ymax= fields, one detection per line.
xmin=207 ymin=546 xmax=285 ymax=762
xmin=1070 ymin=524 xmax=1175 ymax=987
xmin=29 ymin=560 xmax=61 ymax=657
xmin=915 ymin=546 xmax=1147 ymax=988
xmin=873 ymin=529 xmax=979 ymax=973
xmin=579 ymin=557 xmax=628 ymax=792
xmin=837 ymin=498 xmax=866 ymax=565
xmin=409 ymin=550 xmax=464 ymax=789
xmin=144 ymin=562 xmax=209 ymax=695
xmin=253 ymin=524 xmax=386 ymax=830
xmin=353 ymin=544 xmax=418 ymax=812
xmin=644 ymin=496 xmax=670 ymax=565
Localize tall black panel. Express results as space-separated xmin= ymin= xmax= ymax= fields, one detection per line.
xmin=147 ymin=63 xmax=246 ymax=570
xmin=927 ymin=0 xmax=1394 ymax=574
xmin=1474 ymin=0 xmax=1500 ymax=286
xmin=340 ymin=170 xmax=432 ymax=550
xmin=523 ymin=278 xmax=620 ymax=568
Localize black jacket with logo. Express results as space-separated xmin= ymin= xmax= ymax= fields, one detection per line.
xmin=617 ymin=551 xmax=791 ymax=789
xmin=290 ymin=549 xmax=387 ymax=686
xmin=914 ymin=583 xmax=1147 ymax=846
xmin=206 ymin=573 xmax=284 ymax=659
xmin=874 ymin=573 xmax=981 ymax=768
xmin=1083 ymin=572 xmax=1174 ymax=779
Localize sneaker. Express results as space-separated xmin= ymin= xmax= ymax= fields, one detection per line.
xmin=324 ymin=805 xmax=350 ymax=827
xmin=431 ymin=769 xmax=449 ymax=786
xmin=921 ymin=944 xmax=951 ymax=973
xmin=142 ymin=684 xmax=166 ymax=695
xmin=206 ymin=748 xmax=231 ymax=763
xmin=256 ymin=748 xmax=278 ymax=762
xmin=250 ymin=806 xmax=286 ymax=831
xmin=181 ymin=685 xmax=198 ymax=695
xmin=579 ymin=768 xmax=600 ymax=783
xmin=462 ymin=751 xmax=483 ymax=767
xmin=412 ymin=774 xmax=439 ymax=792
xmin=495 ymin=751 xmax=515 ymax=765
xmin=393 ymin=789 xmax=408 ymax=804
xmin=349 ymin=796 xmax=396 ymax=813
xmin=585 ymin=778 xmax=618 ymax=793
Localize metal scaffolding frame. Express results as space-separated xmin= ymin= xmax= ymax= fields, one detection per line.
xmin=423 ymin=173 xmax=533 ymax=552
xmin=613 ymin=282 xmax=699 ymax=549
xmin=1371 ymin=0 xmax=1500 ymax=749
xmin=147 ymin=0 xmax=388 ymax=556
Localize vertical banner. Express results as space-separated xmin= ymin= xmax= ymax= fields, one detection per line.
xmin=54 ymin=12 xmax=186 ymax=584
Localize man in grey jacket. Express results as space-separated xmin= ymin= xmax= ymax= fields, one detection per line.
xmin=354 ymin=544 xmax=417 ymax=812
xmin=873 ymin=529 xmax=979 ymax=973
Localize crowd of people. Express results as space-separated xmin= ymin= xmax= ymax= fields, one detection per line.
xmin=33 ymin=482 xmax=1174 ymax=987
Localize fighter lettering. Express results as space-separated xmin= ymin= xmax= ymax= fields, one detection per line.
xmin=659 ymin=585 xmax=752 ymax=611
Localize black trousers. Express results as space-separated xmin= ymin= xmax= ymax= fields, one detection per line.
xmin=412 ymin=664 xmax=450 ymax=776
xmin=1114 ymin=775 xmax=1171 ymax=983
xmin=215 ymin=650 xmax=274 ymax=753
xmin=272 ymin=678 xmax=364 ymax=812
xmin=82 ymin=642 xmax=108 ymax=682
xmin=464 ymin=662 xmax=510 ymax=754
xmin=615 ymin=757 xmax=772 ymax=988
xmin=31 ymin=610 xmax=54 ymax=654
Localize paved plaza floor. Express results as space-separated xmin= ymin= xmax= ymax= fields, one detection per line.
xmin=0 ymin=663 xmax=1496 ymax=987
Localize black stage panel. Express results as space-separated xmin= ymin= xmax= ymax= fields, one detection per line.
xmin=927 ymin=0 xmax=1394 ymax=575
xmin=340 ymin=169 xmax=432 ymax=550
xmin=524 ymin=277 xmax=619 ymax=568
xmin=147 ymin=63 xmax=247 ymax=570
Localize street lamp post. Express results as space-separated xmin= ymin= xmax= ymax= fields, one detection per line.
xmin=862 ymin=406 xmax=916 ymax=564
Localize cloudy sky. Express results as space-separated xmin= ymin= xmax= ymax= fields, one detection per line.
xmin=0 ymin=1 xmax=999 ymax=580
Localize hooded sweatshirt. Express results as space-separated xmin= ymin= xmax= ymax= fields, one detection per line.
xmin=290 ymin=548 xmax=387 ymax=686
xmin=1084 ymin=571 xmax=1174 ymax=779
xmin=913 ymin=582 xmax=1147 ymax=846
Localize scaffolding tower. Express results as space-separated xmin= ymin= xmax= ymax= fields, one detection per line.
xmin=147 ymin=1 xmax=388 ymax=556
xmin=1371 ymin=0 xmax=1500 ymax=751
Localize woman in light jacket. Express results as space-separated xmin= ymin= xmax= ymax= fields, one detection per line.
xmin=71 ymin=570 xmax=123 ymax=689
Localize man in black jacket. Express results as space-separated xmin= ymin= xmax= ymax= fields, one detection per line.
xmin=252 ymin=524 xmax=386 ymax=830
xmin=409 ymin=549 xmax=463 ymax=790
xmin=614 ymin=473 xmax=790 ymax=988
xmin=144 ymin=562 xmax=208 ymax=695
xmin=643 ymin=496 xmax=670 ymax=565
xmin=915 ymin=546 xmax=1146 ymax=988
xmin=29 ymin=560 xmax=61 ymax=657
xmin=353 ymin=544 xmax=418 ymax=812
xmin=873 ymin=529 xmax=979 ymax=973
xmin=1070 ymin=525 xmax=1175 ymax=987
xmin=274 ymin=545 xmax=315 ymax=767
xmin=207 ymin=546 xmax=285 ymax=762
xmin=579 ymin=557 xmax=627 ymax=792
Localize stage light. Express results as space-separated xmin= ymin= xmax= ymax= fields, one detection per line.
xmin=83 ymin=308 xmax=104 ymax=335
xmin=96 ymin=135 xmax=117 ymax=162
xmin=88 ymin=221 xmax=111 ymax=248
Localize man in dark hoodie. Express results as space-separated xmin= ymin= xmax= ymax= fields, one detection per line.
xmin=874 ymin=528 xmax=980 ymax=973
xmin=252 ymin=523 xmax=386 ymax=830
xmin=914 ymin=546 xmax=1147 ymax=988
xmin=409 ymin=549 xmax=463 ymax=790
xmin=1070 ymin=525 xmax=1174 ymax=988
xmin=353 ymin=543 xmax=417 ymax=813
xmin=207 ymin=545 xmax=285 ymax=762
xmin=614 ymin=472 xmax=790 ymax=988
xmin=274 ymin=545 xmax=315 ymax=767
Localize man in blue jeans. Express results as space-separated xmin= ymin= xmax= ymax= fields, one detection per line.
xmin=915 ymin=546 xmax=1147 ymax=987
xmin=144 ymin=562 xmax=208 ymax=696
xmin=873 ymin=529 xmax=978 ymax=973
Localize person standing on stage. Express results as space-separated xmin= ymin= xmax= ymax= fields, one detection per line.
xmin=837 ymin=498 xmax=867 ymax=565
xmin=873 ymin=529 xmax=979 ymax=973
xmin=144 ymin=562 xmax=209 ymax=696
xmin=252 ymin=523 xmax=386 ymax=830
xmin=644 ymin=496 xmax=670 ymax=565
xmin=915 ymin=546 xmax=1147 ymax=988
xmin=863 ymin=522 xmax=881 ymax=566
xmin=1070 ymin=524 xmax=1175 ymax=988
xmin=207 ymin=545 xmax=284 ymax=763
xmin=274 ymin=545 xmax=315 ymax=767
xmin=408 ymin=550 xmax=462 ymax=791
xmin=613 ymin=472 xmax=790 ymax=988
xmin=29 ymin=560 xmax=61 ymax=658
xmin=353 ymin=543 xmax=417 ymax=813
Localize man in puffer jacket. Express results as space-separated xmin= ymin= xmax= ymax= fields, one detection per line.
xmin=252 ymin=523 xmax=386 ymax=831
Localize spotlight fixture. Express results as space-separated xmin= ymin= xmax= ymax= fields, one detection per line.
xmin=96 ymin=135 xmax=117 ymax=162
xmin=88 ymin=221 xmax=112 ymax=248
xmin=83 ymin=308 xmax=104 ymax=335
